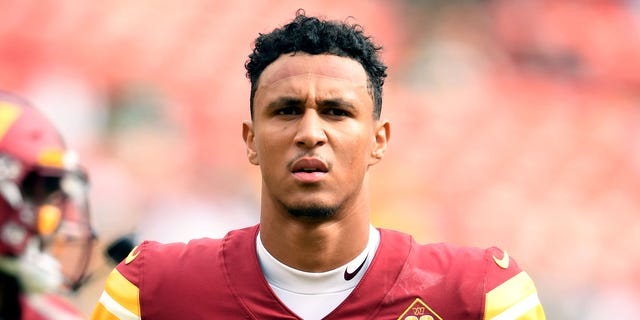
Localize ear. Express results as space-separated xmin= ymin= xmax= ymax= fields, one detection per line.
xmin=369 ymin=120 xmax=390 ymax=165
xmin=242 ymin=121 xmax=259 ymax=165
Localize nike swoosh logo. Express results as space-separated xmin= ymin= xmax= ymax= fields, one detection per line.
xmin=344 ymin=254 xmax=368 ymax=281
xmin=124 ymin=246 xmax=140 ymax=264
xmin=492 ymin=250 xmax=509 ymax=269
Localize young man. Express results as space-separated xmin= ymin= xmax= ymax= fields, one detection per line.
xmin=92 ymin=11 xmax=545 ymax=320
xmin=0 ymin=91 xmax=95 ymax=319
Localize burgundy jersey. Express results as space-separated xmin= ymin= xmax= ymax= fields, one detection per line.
xmin=92 ymin=225 xmax=545 ymax=319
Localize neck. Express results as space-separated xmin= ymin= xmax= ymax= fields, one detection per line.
xmin=259 ymin=195 xmax=371 ymax=272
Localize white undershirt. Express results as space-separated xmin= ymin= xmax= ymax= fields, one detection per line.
xmin=256 ymin=226 xmax=380 ymax=320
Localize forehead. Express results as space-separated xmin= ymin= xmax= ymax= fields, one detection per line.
xmin=257 ymin=53 xmax=369 ymax=89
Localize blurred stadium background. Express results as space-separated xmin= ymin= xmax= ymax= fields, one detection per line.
xmin=1 ymin=0 xmax=639 ymax=318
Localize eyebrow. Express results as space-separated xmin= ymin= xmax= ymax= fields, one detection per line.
xmin=266 ymin=97 xmax=356 ymax=111
xmin=266 ymin=97 xmax=301 ymax=110
xmin=319 ymin=98 xmax=356 ymax=111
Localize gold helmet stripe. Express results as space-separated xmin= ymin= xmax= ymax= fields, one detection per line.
xmin=0 ymin=102 xmax=21 ymax=140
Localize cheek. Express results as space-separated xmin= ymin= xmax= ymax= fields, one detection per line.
xmin=340 ymin=137 xmax=372 ymax=169
xmin=256 ymin=130 xmax=288 ymax=164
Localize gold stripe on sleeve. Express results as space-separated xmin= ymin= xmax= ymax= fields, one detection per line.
xmin=90 ymin=302 xmax=120 ymax=320
xmin=484 ymin=271 xmax=544 ymax=319
xmin=103 ymin=269 xmax=141 ymax=318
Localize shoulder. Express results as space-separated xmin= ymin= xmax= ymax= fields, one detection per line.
xmin=409 ymin=241 xmax=533 ymax=289
xmin=427 ymin=243 xmax=521 ymax=276
xmin=378 ymin=229 xmax=545 ymax=318
xmin=413 ymin=242 xmax=545 ymax=319
xmin=92 ymin=226 xmax=259 ymax=319
xmin=378 ymin=229 xmax=521 ymax=276
xmin=91 ymin=239 xmax=224 ymax=320
xmin=119 ymin=228 xmax=261 ymax=285
xmin=116 ymin=225 xmax=259 ymax=285
xmin=114 ymin=238 xmax=218 ymax=282
xmin=378 ymin=228 xmax=495 ymax=269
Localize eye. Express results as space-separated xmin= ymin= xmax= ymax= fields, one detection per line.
xmin=325 ymin=108 xmax=351 ymax=117
xmin=275 ymin=107 xmax=301 ymax=116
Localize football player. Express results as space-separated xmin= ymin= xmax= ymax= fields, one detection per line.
xmin=0 ymin=91 xmax=95 ymax=319
xmin=92 ymin=10 xmax=545 ymax=319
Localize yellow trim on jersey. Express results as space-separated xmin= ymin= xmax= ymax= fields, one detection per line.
xmin=91 ymin=269 xmax=141 ymax=320
xmin=91 ymin=303 xmax=120 ymax=320
xmin=484 ymin=271 xmax=545 ymax=319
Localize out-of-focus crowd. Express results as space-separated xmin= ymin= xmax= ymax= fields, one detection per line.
xmin=1 ymin=0 xmax=638 ymax=318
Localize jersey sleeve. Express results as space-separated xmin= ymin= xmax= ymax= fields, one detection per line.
xmin=91 ymin=242 xmax=149 ymax=320
xmin=482 ymin=247 xmax=546 ymax=320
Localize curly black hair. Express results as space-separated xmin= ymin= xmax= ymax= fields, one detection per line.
xmin=245 ymin=9 xmax=387 ymax=119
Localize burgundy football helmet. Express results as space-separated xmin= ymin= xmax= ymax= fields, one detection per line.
xmin=0 ymin=91 xmax=95 ymax=292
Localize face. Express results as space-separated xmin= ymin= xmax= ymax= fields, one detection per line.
xmin=243 ymin=53 xmax=390 ymax=219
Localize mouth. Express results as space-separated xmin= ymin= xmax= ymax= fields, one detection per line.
xmin=290 ymin=158 xmax=329 ymax=183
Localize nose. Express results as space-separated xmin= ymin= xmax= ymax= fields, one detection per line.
xmin=294 ymin=109 xmax=327 ymax=148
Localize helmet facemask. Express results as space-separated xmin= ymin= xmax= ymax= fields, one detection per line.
xmin=0 ymin=154 xmax=95 ymax=293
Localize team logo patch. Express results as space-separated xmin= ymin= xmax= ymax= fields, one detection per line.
xmin=397 ymin=298 xmax=443 ymax=320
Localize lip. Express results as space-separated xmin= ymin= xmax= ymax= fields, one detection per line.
xmin=290 ymin=157 xmax=329 ymax=183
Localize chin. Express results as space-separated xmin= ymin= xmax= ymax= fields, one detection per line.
xmin=286 ymin=204 xmax=338 ymax=219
